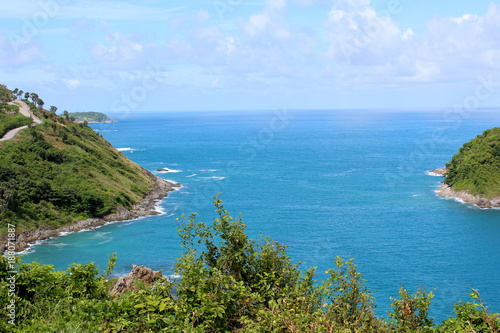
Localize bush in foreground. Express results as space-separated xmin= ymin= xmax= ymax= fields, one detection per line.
xmin=1 ymin=199 xmax=499 ymax=332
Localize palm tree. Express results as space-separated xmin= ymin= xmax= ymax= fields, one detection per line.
xmin=30 ymin=93 xmax=39 ymax=105
xmin=13 ymin=88 xmax=18 ymax=96
xmin=63 ymin=110 xmax=70 ymax=120
xmin=37 ymin=99 xmax=44 ymax=111
xmin=17 ymin=90 xmax=23 ymax=99
xmin=24 ymin=92 xmax=30 ymax=100
xmin=50 ymin=106 xmax=58 ymax=114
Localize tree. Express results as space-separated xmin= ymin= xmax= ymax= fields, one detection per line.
xmin=50 ymin=106 xmax=58 ymax=114
xmin=37 ymin=98 xmax=45 ymax=111
xmin=63 ymin=110 xmax=70 ymax=120
xmin=13 ymin=88 xmax=18 ymax=96
xmin=24 ymin=92 xmax=30 ymax=100
xmin=17 ymin=90 xmax=23 ymax=99
xmin=31 ymin=93 xmax=39 ymax=104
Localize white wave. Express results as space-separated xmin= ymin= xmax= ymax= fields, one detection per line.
xmin=77 ymin=228 xmax=99 ymax=233
xmin=14 ymin=239 xmax=47 ymax=255
xmin=98 ymin=239 xmax=112 ymax=245
xmin=425 ymin=171 xmax=444 ymax=177
xmin=59 ymin=231 xmax=73 ymax=236
xmin=199 ymin=176 xmax=226 ymax=181
xmin=412 ymin=194 xmax=422 ymax=197
xmin=48 ymin=243 xmax=69 ymax=247
xmin=116 ymin=147 xmax=132 ymax=151
xmin=199 ymin=169 xmax=220 ymax=172
xmin=154 ymin=199 xmax=167 ymax=215
xmin=157 ymin=168 xmax=182 ymax=173
xmin=97 ymin=231 xmax=111 ymax=235
xmin=186 ymin=173 xmax=197 ymax=178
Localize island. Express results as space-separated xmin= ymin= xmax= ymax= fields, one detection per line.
xmin=0 ymin=85 xmax=179 ymax=252
xmin=68 ymin=111 xmax=116 ymax=123
xmin=433 ymin=127 xmax=500 ymax=208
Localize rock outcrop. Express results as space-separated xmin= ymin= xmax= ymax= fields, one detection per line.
xmin=436 ymin=184 xmax=500 ymax=209
xmin=110 ymin=265 xmax=163 ymax=296
xmin=428 ymin=168 xmax=448 ymax=176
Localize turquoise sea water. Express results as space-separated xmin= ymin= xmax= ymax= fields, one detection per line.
xmin=23 ymin=110 xmax=500 ymax=321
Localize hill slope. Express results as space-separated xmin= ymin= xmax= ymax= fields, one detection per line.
xmin=437 ymin=127 xmax=500 ymax=207
xmin=69 ymin=111 xmax=115 ymax=123
xmin=0 ymin=87 xmax=177 ymax=249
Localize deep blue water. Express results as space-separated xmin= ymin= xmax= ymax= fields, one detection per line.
xmin=23 ymin=110 xmax=500 ymax=321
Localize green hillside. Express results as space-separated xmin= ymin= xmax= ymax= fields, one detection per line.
xmin=445 ymin=127 xmax=500 ymax=198
xmin=0 ymin=86 xmax=32 ymax=138
xmin=0 ymin=88 xmax=154 ymax=234
xmin=69 ymin=111 xmax=115 ymax=123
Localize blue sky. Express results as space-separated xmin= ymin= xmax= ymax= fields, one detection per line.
xmin=1 ymin=0 xmax=500 ymax=112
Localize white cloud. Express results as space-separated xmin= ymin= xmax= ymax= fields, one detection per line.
xmin=324 ymin=0 xmax=402 ymax=66
xmin=416 ymin=3 xmax=500 ymax=78
xmin=91 ymin=32 xmax=145 ymax=68
xmin=63 ymin=79 xmax=81 ymax=88
xmin=0 ymin=35 xmax=42 ymax=68
xmin=266 ymin=0 xmax=287 ymax=9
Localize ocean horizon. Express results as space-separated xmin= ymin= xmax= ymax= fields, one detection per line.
xmin=22 ymin=109 xmax=500 ymax=321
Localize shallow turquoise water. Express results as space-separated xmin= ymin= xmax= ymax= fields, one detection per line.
xmin=23 ymin=110 xmax=500 ymax=320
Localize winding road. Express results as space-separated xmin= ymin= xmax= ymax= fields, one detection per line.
xmin=0 ymin=99 xmax=42 ymax=142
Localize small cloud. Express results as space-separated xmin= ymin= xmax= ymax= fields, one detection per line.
xmin=64 ymin=79 xmax=81 ymax=88
xmin=402 ymin=28 xmax=414 ymax=41
xmin=90 ymin=32 xmax=146 ymax=68
xmin=266 ymin=0 xmax=286 ymax=10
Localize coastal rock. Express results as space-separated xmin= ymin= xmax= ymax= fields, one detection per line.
xmin=436 ymin=184 xmax=500 ymax=208
xmin=428 ymin=168 xmax=448 ymax=176
xmin=1 ymin=176 xmax=180 ymax=253
xmin=156 ymin=167 xmax=182 ymax=173
xmin=110 ymin=265 xmax=162 ymax=296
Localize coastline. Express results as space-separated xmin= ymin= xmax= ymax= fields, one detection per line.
xmin=2 ymin=175 xmax=180 ymax=253
xmin=430 ymin=168 xmax=500 ymax=208
xmin=436 ymin=184 xmax=500 ymax=209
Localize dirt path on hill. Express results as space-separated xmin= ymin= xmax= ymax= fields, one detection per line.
xmin=0 ymin=99 xmax=42 ymax=142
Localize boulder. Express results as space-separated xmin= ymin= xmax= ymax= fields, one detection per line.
xmin=110 ymin=265 xmax=162 ymax=296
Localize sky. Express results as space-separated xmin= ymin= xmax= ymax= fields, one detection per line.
xmin=1 ymin=0 xmax=500 ymax=112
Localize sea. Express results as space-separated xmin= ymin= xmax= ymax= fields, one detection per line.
xmin=22 ymin=109 xmax=500 ymax=321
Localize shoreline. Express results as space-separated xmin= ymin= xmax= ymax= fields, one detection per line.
xmin=436 ymin=184 xmax=500 ymax=209
xmin=430 ymin=168 xmax=500 ymax=208
xmin=1 ymin=176 xmax=180 ymax=253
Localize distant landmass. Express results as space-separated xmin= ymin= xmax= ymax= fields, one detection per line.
xmin=68 ymin=111 xmax=116 ymax=123
xmin=434 ymin=127 xmax=500 ymax=208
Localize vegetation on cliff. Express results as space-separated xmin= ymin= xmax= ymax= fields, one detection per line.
xmin=68 ymin=111 xmax=115 ymax=123
xmin=0 ymin=86 xmax=155 ymax=235
xmin=1 ymin=199 xmax=499 ymax=332
xmin=0 ymin=86 xmax=32 ymax=138
xmin=445 ymin=127 xmax=500 ymax=198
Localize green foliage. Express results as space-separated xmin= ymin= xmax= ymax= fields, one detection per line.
xmin=436 ymin=290 xmax=500 ymax=333
xmin=0 ymin=107 xmax=32 ymax=138
xmin=0 ymin=84 xmax=11 ymax=103
xmin=389 ymin=288 xmax=434 ymax=332
xmin=69 ymin=111 xmax=114 ymax=123
xmin=0 ymin=109 xmax=154 ymax=234
xmin=445 ymin=127 xmax=500 ymax=197
xmin=1 ymin=199 xmax=499 ymax=332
